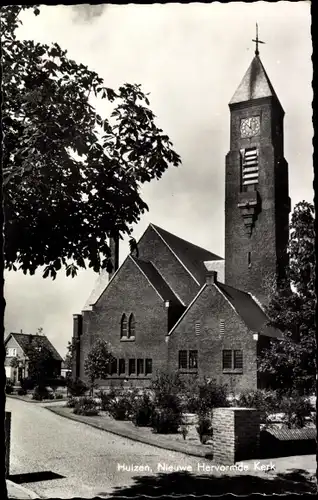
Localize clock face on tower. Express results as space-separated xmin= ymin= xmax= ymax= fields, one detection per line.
xmin=240 ymin=116 xmax=261 ymax=138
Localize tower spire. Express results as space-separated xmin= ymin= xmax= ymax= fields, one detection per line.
xmin=252 ymin=23 xmax=265 ymax=57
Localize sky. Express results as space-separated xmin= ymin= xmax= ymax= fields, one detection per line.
xmin=4 ymin=2 xmax=313 ymax=358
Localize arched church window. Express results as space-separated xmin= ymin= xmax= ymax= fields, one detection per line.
xmin=120 ymin=314 xmax=128 ymax=338
xmin=128 ymin=314 xmax=136 ymax=339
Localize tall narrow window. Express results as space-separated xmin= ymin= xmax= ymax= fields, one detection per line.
xmin=118 ymin=359 xmax=125 ymax=375
xmin=110 ymin=357 xmax=117 ymax=375
xmin=129 ymin=359 xmax=136 ymax=375
xmin=120 ymin=314 xmax=127 ymax=338
xmin=178 ymin=350 xmax=187 ymax=369
xmin=189 ymin=350 xmax=198 ymax=369
xmin=248 ymin=252 xmax=251 ymax=268
xmin=222 ymin=350 xmax=232 ymax=370
xmin=195 ymin=321 xmax=201 ymax=336
xmin=145 ymin=359 xmax=152 ymax=375
xmin=128 ymin=314 xmax=135 ymax=339
xmin=241 ymin=147 xmax=259 ymax=192
xmin=137 ymin=359 xmax=144 ymax=375
xmin=234 ymin=350 xmax=243 ymax=370
xmin=219 ymin=320 xmax=225 ymax=335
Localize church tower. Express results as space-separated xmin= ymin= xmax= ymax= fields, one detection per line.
xmin=224 ymin=32 xmax=290 ymax=305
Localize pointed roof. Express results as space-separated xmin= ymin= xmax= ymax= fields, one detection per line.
xmin=131 ymin=256 xmax=183 ymax=304
xmin=150 ymin=224 xmax=223 ymax=285
xmin=229 ymin=55 xmax=282 ymax=108
xmin=5 ymin=333 xmax=63 ymax=361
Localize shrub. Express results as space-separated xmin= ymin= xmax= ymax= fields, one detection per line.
xmin=73 ymin=396 xmax=99 ymax=416
xmin=108 ymin=392 xmax=137 ymax=421
xmin=151 ymin=372 xmax=185 ymax=408
xmin=66 ymin=396 xmax=77 ymax=408
xmin=32 ymin=385 xmax=54 ymax=400
xmin=17 ymin=388 xmax=27 ymax=396
xmin=5 ymin=380 xmax=14 ymax=394
xmin=197 ymin=379 xmax=229 ymax=415
xmin=237 ymin=389 xmax=279 ymax=424
xmin=196 ymin=416 xmax=213 ymax=444
xmin=279 ymin=391 xmax=313 ymax=429
xmin=20 ymin=377 xmax=35 ymax=392
xmin=46 ymin=377 xmax=67 ymax=388
xmin=132 ymin=393 xmax=155 ymax=427
xmin=66 ymin=377 xmax=88 ymax=397
xmin=54 ymin=392 xmax=64 ymax=400
xmin=98 ymin=388 xmax=118 ymax=412
xmin=151 ymin=406 xmax=183 ymax=434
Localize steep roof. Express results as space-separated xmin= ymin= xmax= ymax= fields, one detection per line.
xmin=216 ymin=282 xmax=282 ymax=338
xmin=151 ymin=224 xmax=223 ymax=285
xmin=229 ymin=55 xmax=282 ymax=108
xmin=131 ymin=256 xmax=183 ymax=304
xmin=5 ymin=333 xmax=63 ymax=362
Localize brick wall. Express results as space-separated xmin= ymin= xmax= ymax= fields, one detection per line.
xmin=213 ymin=407 xmax=260 ymax=464
xmin=167 ymin=280 xmax=258 ymax=393
xmin=78 ymin=256 xmax=169 ymax=387
xmin=225 ymin=97 xmax=289 ymax=306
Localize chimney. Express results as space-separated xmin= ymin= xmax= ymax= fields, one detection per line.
xmin=109 ymin=235 xmax=119 ymax=281
xmin=206 ymin=270 xmax=217 ymax=285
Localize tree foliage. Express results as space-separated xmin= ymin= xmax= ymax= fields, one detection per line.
xmin=24 ymin=336 xmax=57 ymax=385
xmin=2 ymin=5 xmax=181 ymax=278
xmin=259 ymin=201 xmax=316 ymax=394
xmin=64 ymin=341 xmax=74 ymax=371
xmin=84 ymin=338 xmax=113 ymax=393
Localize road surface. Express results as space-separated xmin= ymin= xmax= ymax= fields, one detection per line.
xmin=6 ymin=398 xmax=315 ymax=498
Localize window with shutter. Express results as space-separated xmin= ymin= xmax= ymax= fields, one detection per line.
xmin=219 ymin=320 xmax=225 ymax=335
xmin=241 ymin=147 xmax=259 ymax=190
xmin=195 ymin=322 xmax=201 ymax=335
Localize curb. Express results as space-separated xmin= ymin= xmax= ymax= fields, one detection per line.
xmin=46 ymin=406 xmax=213 ymax=460
xmin=7 ymin=480 xmax=40 ymax=499
xmin=7 ymin=394 xmax=68 ymax=404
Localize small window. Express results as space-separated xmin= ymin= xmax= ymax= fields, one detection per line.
xmin=137 ymin=359 xmax=144 ymax=375
xmin=7 ymin=348 xmax=17 ymax=357
xmin=145 ymin=358 xmax=152 ymax=375
xmin=189 ymin=350 xmax=198 ymax=369
xmin=195 ymin=322 xmax=200 ymax=335
xmin=128 ymin=314 xmax=135 ymax=339
xmin=178 ymin=350 xmax=187 ymax=369
xmin=219 ymin=320 xmax=225 ymax=335
xmin=234 ymin=350 xmax=243 ymax=370
xmin=129 ymin=359 xmax=136 ymax=375
xmin=118 ymin=359 xmax=125 ymax=375
xmin=248 ymin=252 xmax=251 ymax=268
xmin=120 ymin=314 xmax=128 ymax=338
xmin=222 ymin=350 xmax=232 ymax=370
xmin=110 ymin=357 xmax=117 ymax=375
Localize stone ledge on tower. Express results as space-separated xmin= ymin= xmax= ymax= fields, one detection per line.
xmin=237 ymin=190 xmax=261 ymax=237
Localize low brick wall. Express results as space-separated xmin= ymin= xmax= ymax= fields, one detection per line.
xmin=212 ymin=407 xmax=260 ymax=465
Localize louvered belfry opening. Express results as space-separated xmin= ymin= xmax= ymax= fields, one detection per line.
xmin=241 ymin=147 xmax=259 ymax=190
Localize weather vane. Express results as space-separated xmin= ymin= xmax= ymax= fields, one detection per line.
xmin=252 ymin=23 xmax=265 ymax=56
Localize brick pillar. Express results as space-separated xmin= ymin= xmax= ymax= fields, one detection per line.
xmin=212 ymin=407 xmax=260 ymax=465
xmin=5 ymin=412 xmax=11 ymax=478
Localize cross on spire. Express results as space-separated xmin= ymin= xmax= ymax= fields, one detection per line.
xmin=252 ymin=23 xmax=265 ymax=56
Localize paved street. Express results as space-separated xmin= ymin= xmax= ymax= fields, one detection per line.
xmin=6 ymin=398 xmax=316 ymax=498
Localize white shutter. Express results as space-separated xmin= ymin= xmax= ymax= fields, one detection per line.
xmin=242 ymin=148 xmax=258 ymax=186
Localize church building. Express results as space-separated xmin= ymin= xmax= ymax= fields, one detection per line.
xmin=72 ymin=42 xmax=290 ymax=393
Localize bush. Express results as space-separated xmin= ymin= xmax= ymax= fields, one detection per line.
xmin=17 ymin=388 xmax=27 ymax=396
xmin=279 ymin=391 xmax=313 ymax=429
xmin=151 ymin=406 xmax=183 ymax=434
xmin=237 ymin=389 xmax=279 ymax=424
xmin=107 ymin=392 xmax=138 ymax=420
xmin=196 ymin=416 xmax=213 ymax=444
xmin=54 ymin=392 xmax=64 ymax=400
xmin=5 ymin=380 xmax=14 ymax=394
xmin=46 ymin=377 xmax=67 ymax=388
xmin=73 ymin=396 xmax=99 ymax=416
xmin=32 ymin=385 xmax=53 ymax=401
xmin=132 ymin=393 xmax=155 ymax=427
xmin=66 ymin=377 xmax=88 ymax=397
xmin=151 ymin=372 xmax=184 ymax=408
xmin=98 ymin=389 xmax=117 ymax=412
xmin=66 ymin=396 xmax=77 ymax=408
xmin=20 ymin=377 xmax=35 ymax=392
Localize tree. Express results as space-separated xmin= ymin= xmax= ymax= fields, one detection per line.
xmin=24 ymin=336 xmax=56 ymax=386
xmin=2 ymin=5 xmax=181 ymax=279
xmin=259 ymin=201 xmax=316 ymax=394
xmin=64 ymin=341 xmax=74 ymax=372
xmin=84 ymin=339 xmax=113 ymax=395
xmin=10 ymin=356 xmax=19 ymax=383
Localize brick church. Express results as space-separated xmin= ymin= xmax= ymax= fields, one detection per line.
xmin=72 ymin=45 xmax=290 ymax=393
